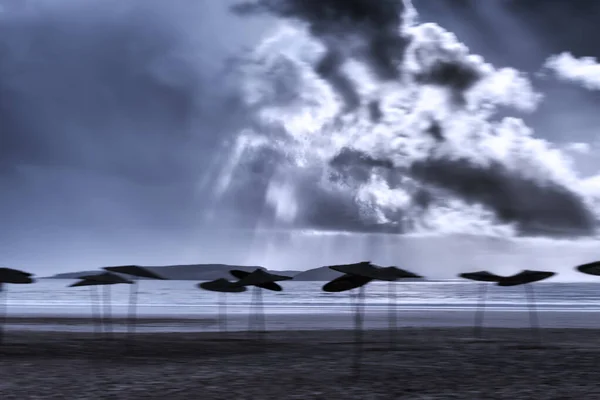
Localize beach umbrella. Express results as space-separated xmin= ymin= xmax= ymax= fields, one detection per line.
xmin=322 ymin=262 xmax=422 ymax=376
xmin=326 ymin=262 xmax=422 ymax=345
xmin=229 ymin=269 xmax=293 ymax=336
xmin=323 ymin=269 xmax=371 ymax=376
xmin=69 ymin=272 xmax=133 ymax=339
xmin=0 ymin=268 xmax=34 ymax=345
xmin=575 ymin=261 xmax=600 ymax=276
xmin=497 ymin=270 xmax=555 ymax=343
xmin=198 ymin=278 xmax=247 ymax=333
xmin=70 ymin=278 xmax=111 ymax=339
xmin=103 ymin=265 xmax=167 ymax=342
xmin=459 ymin=270 xmax=555 ymax=342
xmin=459 ymin=271 xmax=504 ymax=339
xmin=375 ymin=265 xmax=423 ymax=345
xmin=576 ymin=261 xmax=600 ymax=328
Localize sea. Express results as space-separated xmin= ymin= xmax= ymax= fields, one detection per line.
xmin=4 ymin=279 xmax=600 ymax=317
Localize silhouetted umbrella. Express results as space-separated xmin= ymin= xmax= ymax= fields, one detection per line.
xmin=498 ymin=270 xmax=554 ymax=343
xmin=322 ymin=273 xmax=373 ymax=293
xmin=576 ymin=262 xmax=600 ymax=328
xmin=327 ymin=262 xmax=422 ymax=343
xmin=375 ymin=265 xmax=422 ymax=345
xmin=460 ymin=270 xmax=555 ymax=342
xmin=323 ymin=261 xmax=422 ymax=376
xmin=70 ymin=272 xmax=133 ymax=339
xmin=323 ymin=269 xmax=371 ymax=376
xmin=229 ymin=269 xmax=293 ymax=336
xmin=103 ymin=265 xmax=167 ymax=342
xmin=575 ymin=261 xmax=600 ymax=276
xmin=70 ymin=278 xmax=110 ymax=338
xmin=459 ymin=271 xmax=504 ymax=339
xmin=198 ymin=278 xmax=247 ymax=333
xmin=0 ymin=268 xmax=34 ymax=345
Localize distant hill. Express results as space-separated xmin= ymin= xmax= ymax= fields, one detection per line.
xmin=44 ymin=264 xmax=303 ymax=281
xmin=293 ymin=266 xmax=344 ymax=281
xmin=43 ymin=264 xmax=429 ymax=282
xmin=46 ymin=270 xmax=103 ymax=279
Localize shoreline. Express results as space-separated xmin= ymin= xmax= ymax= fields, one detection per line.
xmin=5 ymin=308 xmax=600 ymax=332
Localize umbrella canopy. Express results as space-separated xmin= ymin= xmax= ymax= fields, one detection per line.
xmin=459 ymin=269 xmax=552 ymax=343
xmin=460 ymin=270 xmax=554 ymax=286
xmin=228 ymin=269 xmax=292 ymax=336
xmin=576 ymin=261 xmax=600 ymax=276
xmin=230 ymin=269 xmax=293 ymax=291
xmin=0 ymin=268 xmax=34 ymax=284
xmin=496 ymin=270 xmax=555 ymax=287
xmin=199 ymin=278 xmax=248 ymax=293
xmin=376 ymin=266 xmax=423 ymax=281
xmin=328 ymin=262 xmax=422 ymax=282
xmin=104 ymin=265 xmax=167 ymax=280
xmin=459 ymin=271 xmax=504 ymax=283
xmin=69 ymin=272 xmax=133 ymax=340
xmin=0 ymin=268 xmax=34 ymax=346
xmin=69 ymin=279 xmax=114 ymax=287
xmin=323 ymin=274 xmax=372 ymax=292
xmin=198 ymin=278 xmax=247 ymax=334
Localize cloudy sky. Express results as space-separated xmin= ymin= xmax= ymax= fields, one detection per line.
xmin=2 ymin=0 xmax=600 ymax=274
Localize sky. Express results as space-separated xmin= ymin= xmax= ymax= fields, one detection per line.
xmin=2 ymin=0 xmax=600 ymax=275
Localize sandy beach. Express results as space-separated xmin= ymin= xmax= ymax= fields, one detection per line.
xmin=1 ymin=321 xmax=600 ymax=399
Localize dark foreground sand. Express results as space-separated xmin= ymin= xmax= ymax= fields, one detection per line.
xmin=1 ymin=327 xmax=600 ymax=399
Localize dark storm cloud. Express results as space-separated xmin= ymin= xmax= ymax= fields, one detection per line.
xmin=323 ymin=143 xmax=596 ymax=237
xmin=233 ymin=0 xmax=491 ymax=111
xmin=225 ymin=0 xmax=599 ymax=237
xmin=410 ymin=157 xmax=596 ymax=237
xmin=330 ymin=148 xmax=395 ymax=174
xmin=414 ymin=60 xmax=483 ymax=106
xmin=232 ymin=0 xmax=410 ymax=110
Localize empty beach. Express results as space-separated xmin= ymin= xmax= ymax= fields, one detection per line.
xmin=2 ymin=281 xmax=600 ymax=398
xmin=2 ymin=312 xmax=600 ymax=399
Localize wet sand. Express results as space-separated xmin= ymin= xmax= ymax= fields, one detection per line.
xmin=1 ymin=327 xmax=600 ymax=399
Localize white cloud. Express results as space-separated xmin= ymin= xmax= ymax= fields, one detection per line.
xmin=219 ymin=2 xmax=599 ymax=238
xmin=565 ymin=142 xmax=591 ymax=154
xmin=544 ymin=52 xmax=600 ymax=90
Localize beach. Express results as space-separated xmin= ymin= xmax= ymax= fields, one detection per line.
xmin=2 ymin=312 xmax=600 ymax=399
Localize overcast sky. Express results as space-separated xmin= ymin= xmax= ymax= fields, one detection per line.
xmin=2 ymin=0 xmax=600 ymax=274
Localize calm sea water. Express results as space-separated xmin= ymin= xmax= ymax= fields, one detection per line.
xmin=3 ymin=279 xmax=600 ymax=317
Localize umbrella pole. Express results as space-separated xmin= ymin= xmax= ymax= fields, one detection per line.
xmin=0 ymin=283 xmax=5 ymax=346
xmin=248 ymin=287 xmax=254 ymax=333
xmin=352 ymin=286 xmax=365 ymax=378
xmin=103 ymin=285 xmax=112 ymax=340
xmin=90 ymin=285 xmax=101 ymax=339
xmin=388 ymin=281 xmax=397 ymax=349
xmin=128 ymin=280 xmax=138 ymax=344
xmin=124 ymin=280 xmax=138 ymax=354
xmin=248 ymin=286 xmax=258 ymax=336
xmin=218 ymin=292 xmax=227 ymax=334
xmin=524 ymin=284 xmax=540 ymax=344
xmin=257 ymin=288 xmax=265 ymax=335
xmin=474 ymin=283 xmax=488 ymax=339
